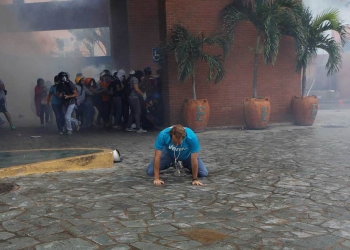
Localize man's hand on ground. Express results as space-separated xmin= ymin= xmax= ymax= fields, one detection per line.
xmin=192 ymin=180 xmax=204 ymax=186
xmin=154 ymin=179 xmax=164 ymax=185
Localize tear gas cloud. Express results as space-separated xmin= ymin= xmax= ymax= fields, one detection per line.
xmin=0 ymin=0 xmax=112 ymax=126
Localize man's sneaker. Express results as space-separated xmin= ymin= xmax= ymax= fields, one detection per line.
xmin=76 ymin=121 xmax=81 ymax=131
xmin=10 ymin=125 xmax=16 ymax=130
xmin=59 ymin=131 xmax=64 ymax=135
xmin=136 ymin=128 xmax=147 ymax=133
xmin=0 ymin=120 xmax=5 ymax=127
xmin=67 ymin=130 xmax=72 ymax=135
xmin=126 ymin=128 xmax=135 ymax=132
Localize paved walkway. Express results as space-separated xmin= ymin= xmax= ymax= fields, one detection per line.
xmin=0 ymin=110 xmax=350 ymax=249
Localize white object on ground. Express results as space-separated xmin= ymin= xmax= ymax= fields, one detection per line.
xmin=113 ymin=149 xmax=122 ymax=162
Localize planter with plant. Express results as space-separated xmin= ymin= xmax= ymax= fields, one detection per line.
xmin=221 ymin=0 xmax=303 ymax=129
xmin=293 ymin=7 xmax=348 ymax=126
xmin=160 ymin=24 xmax=230 ymax=131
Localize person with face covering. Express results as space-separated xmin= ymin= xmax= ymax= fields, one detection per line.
xmin=146 ymin=124 xmax=208 ymax=186
xmin=56 ymin=72 xmax=79 ymax=135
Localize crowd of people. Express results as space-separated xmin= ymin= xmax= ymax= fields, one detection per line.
xmin=32 ymin=67 xmax=163 ymax=135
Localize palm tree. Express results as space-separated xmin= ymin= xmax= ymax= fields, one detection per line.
xmin=296 ymin=7 xmax=348 ymax=96
xmin=160 ymin=24 xmax=230 ymax=100
xmin=69 ymin=28 xmax=111 ymax=56
xmin=221 ymin=0 xmax=304 ymax=98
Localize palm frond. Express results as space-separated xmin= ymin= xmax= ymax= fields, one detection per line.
xmin=317 ymin=38 xmax=343 ymax=75
xmin=200 ymin=53 xmax=225 ymax=83
xmin=159 ymin=24 xmax=229 ymax=98
xmin=263 ymin=15 xmax=281 ymax=64
xmin=296 ymin=6 xmax=348 ymax=76
xmin=221 ymin=4 xmax=249 ymax=42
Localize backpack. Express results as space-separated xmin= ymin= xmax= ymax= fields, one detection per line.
xmin=123 ymin=78 xmax=133 ymax=97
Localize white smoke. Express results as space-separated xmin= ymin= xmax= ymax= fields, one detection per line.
xmin=81 ymin=65 xmax=118 ymax=81
xmin=0 ymin=1 xmax=111 ymax=127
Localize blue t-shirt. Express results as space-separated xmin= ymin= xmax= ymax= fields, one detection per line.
xmin=49 ymin=85 xmax=62 ymax=105
xmin=154 ymin=127 xmax=200 ymax=161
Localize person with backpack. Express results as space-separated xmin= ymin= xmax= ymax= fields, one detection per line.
xmin=56 ymin=72 xmax=79 ymax=135
xmin=125 ymin=70 xmax=147 ymax=133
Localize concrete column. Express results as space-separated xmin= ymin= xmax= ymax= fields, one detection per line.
xmin=109 ymin=0 xmax=130 ymax=70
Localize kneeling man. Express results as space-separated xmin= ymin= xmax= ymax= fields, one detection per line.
xmin=146 ymin=124 xmax=208 ymax=186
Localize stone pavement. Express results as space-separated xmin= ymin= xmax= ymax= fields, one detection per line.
xmin=1 ymin=110 xmax=350 ymax=249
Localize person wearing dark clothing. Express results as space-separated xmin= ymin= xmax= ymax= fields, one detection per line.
xmin=56 ymin=72 xmax=79 ymax=135
xmin=109 ymin=70 xmax=126 ymax=129
xmin=0 ymin=79 xmax=15 ymax=130
xmin=47 ymin=76 xmax=65 ymax=134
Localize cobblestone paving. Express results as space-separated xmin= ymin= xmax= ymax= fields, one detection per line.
xmin=0 ymin=110 xmax=350 ymax=249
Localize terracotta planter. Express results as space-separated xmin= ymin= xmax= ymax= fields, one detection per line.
xmin=182 ymin=99 xmax=210 ymax=132
xmin=292 ymin=95 xmax=318 ymax=126
xmin=243 ymin=97 xmax=271 ymax=129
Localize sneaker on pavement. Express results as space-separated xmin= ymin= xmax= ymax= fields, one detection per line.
xmin=10 ymin=125 xmax=16 ymax=130
xmin=76 ymin=121 xmax=81 ymax=131
xmin=126 ymin=128 xmax=135 ymax=132
xmin=67 ymin=130 xmax=72 ymax=135
xmin=136 ymin=128 xmax=147 ymax=133
xmin=59 ymin=131 xmax=64 ymax=135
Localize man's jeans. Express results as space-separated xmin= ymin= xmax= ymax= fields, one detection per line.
xmin=146 ymin=148 xmax=208 ymax=177
xmin=40 ymin=104 xmax=49 ymax=125
xmin=84 ymin=99 xmax=95 ymax=128
xmin=113 ymin=96 xmax=123 ymax=126
xmin=65 ymin=104 xmax=79 ymax=131
xmin=127 ymin=97 xmax=141 ymax=129
xmin=52 ymin=104 xmax=65 ymax=132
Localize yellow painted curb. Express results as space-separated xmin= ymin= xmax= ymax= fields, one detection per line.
xmin=0 ymin=148 xmax=114 ymax=178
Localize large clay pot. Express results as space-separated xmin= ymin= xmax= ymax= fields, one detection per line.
xmin=243 ymin=97 xmax=271 ymax=129
xmin=182 ymin=99 xmax=210 ymax=132
xmin=292 ymin=95 xmax=318 ymax=126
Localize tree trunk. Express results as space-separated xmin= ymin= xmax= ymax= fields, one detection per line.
xmin=301 ymin=66 xmax=306 ymax=97
xmin=192 ymin=75 xmax=196 ymax=100
xmin=253 ymin=35 xmax=260 ymax=98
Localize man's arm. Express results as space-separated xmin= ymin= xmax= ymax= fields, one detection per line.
xmin=65 ymin=89 xmax=78 ymax=99
xmin=191 ymin=153 xmax=204 ymax=186
xmin=153 ymin=149 xmax=164 ymax=185
xmin=47 ymin=92 xmax=53 ymax=104
xmin=133 ymin=84 xmax=145 ymax=97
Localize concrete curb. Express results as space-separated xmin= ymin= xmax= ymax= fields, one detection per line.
xmin=0 ymin=148 xmax=114 ymax=178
